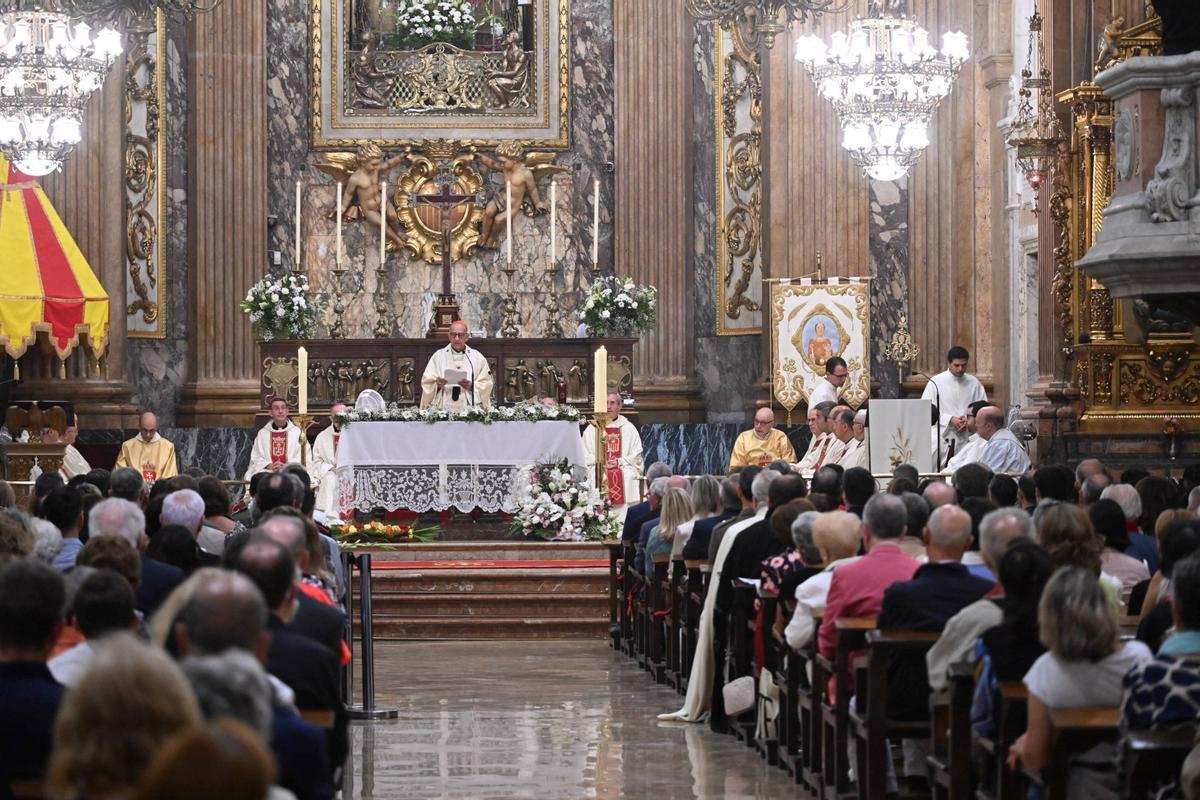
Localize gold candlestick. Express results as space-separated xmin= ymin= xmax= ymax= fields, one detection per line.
xmin=500 ymin=260 xmax=521 ymax=338
xmin=542 ymin=258 xmax=563 ymax=338
xmin=294 ymin=413 xmax=314 ymax=467
xmin=373 ymin=264 xmax=390 ymax=338
xmin=591 ymin=410 xmax=609 ymax=498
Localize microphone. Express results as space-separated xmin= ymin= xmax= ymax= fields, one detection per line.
xmin=915 ymin=371 xmax=944 ymax=472
xmin=452 ymin=386 xmax=461 ymax=402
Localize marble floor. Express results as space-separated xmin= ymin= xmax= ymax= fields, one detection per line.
xmin=342 ymin=640 xmax=801 ymax=799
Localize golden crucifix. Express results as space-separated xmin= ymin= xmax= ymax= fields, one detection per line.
xmin=883 ymin=315 xmax=921 ymax=387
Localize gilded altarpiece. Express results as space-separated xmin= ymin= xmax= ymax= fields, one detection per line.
xmin=1059 ymin=19 xmax=1200 ymax=432
xmin=123 ymin=10 xmax=167 ymax=338
xmin=313 ymin=0 xmax=571 ymax=148
xmin=714 ymin=20 xmax=763 ymax=335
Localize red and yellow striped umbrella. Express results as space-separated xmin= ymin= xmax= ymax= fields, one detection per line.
xmin=0 ymin=155 xmax=109 ymax=360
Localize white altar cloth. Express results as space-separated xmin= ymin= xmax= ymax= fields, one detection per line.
xmin=335 ymin=421 xmax=587 ymax=513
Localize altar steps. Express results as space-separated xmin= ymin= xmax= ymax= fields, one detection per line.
xmin=351 ymin=542 xmax=610 ymax=640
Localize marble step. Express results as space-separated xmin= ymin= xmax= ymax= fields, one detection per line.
xmin=373 ymin=591 xmax=606 ymax=618
xmin=361 ymin=541 xmax=610 ymax=562
xmin=366 ymin=615 xmax=609 ymax=640
xmin=361 ymin=568 xmax=608 ymax=595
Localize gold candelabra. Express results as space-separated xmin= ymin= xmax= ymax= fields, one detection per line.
xmin=542 ymin=258 xmax=563 ymax=338
xmin=500 ymin=258 xmax=521 ymax=338
xmin=374 ymin=254 xmax=391 ymax=338
xmin=293 ymin=413 xmax=313 ymax=467
xmin=882 ymin=315 xmax=921 ymax=387
xmin=329 ymin=264 xmax=347 ymax=339
xmin=591 ymin=410 xmax=609 ymax=496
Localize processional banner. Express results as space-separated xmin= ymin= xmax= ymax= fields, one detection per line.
xmin=770 ymin=278 xmax=870 ymax=415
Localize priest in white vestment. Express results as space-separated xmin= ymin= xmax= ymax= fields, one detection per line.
xmin=419 ymin=320 xmax=494 ymax=409
xmin=921 ymin=346 xmax=987 ymax=464
xmin=310 ymin=402 xmax=346 ymax=517
xmin=114 ymin=412 xmax=178 ymax=482
xmin=34 ymin=425 xmax=90 ymax=480
xmin=795 ymin=404 xmax=837 ymax=474
xmin=944 ymin=400 xmax=991 ymax=471
xmin=243 ymin=396 xmax=307 ymax=481
xmin=833 ymin=408 xmax=869 ymax=470
xmin=582 ymin=392 xmax=644 ymax=523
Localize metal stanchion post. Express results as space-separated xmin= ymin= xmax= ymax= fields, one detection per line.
xmin=340 ymin=551 xmax=354 ymax=705
xmin=347 ymin=553 xmax=398 ymax=720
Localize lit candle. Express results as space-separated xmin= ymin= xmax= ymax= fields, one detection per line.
xmin=549 ymin=179 xmax=556 ymax=265
xmin=506 ymin=180 xmax=513 ymax=264
xmin=379 ymin=181 xmax=386 ymax=267
xmin=297 ymin=346 xmax=308 ymax=416
xmin=335 ymin=182 xmax=343 ymax=269
xmin=295 ymin=179 xmax=302 ymax=271
xmin=592 ymin=178 xmax=599 ymax=266
xmin=593 ymin=345 xmax=607 ymax=413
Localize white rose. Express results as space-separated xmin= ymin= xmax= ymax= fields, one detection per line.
xmin=600 ymin=310 xmax=611 ymax=319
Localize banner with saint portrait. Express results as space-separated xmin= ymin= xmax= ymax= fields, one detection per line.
xmin=770 ymin=278 xmax=871 ymax=414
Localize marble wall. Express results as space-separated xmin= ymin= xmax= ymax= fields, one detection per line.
xmin=641 ymin=422 xmax=811 ymax=476
xmin=869 ymin=179 xmax=910 ymax=398
xmin=77 ymin=427 xmax=254 ymax=480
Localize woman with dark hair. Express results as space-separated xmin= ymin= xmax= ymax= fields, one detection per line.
xmin=1137 ymin=475 xmax=1183 ymax=536
xmin=1137 ymin=520 xmax=1200 ymax=652
xmin=972 ymin=541 xmax=1055 ymax=737
xmin=1089 ymin=498 xmax=1150 ymax=602
xmin=196 ymin=477 xmax=241 ymax=555
xmin=144 ymin=525 xmax=203 ymax=576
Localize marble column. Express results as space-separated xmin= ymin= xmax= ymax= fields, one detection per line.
xmin=869 ymin=178 xmax=910 ymax=398
xmin=178 ymin=0 xmax=268 ymax=426
xmin=614 ymin=0 xmax=703 ymax=421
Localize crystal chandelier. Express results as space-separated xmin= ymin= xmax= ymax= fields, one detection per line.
xmin=685 ymin=0 xmax=848 ymax=46
xmin=1005 ymin=9 xmax=1063 ymax=193
xmin=0 ymin=10 xmax=122 ymax=176
xmin=794 ymin=10 xmax=969 ymax=181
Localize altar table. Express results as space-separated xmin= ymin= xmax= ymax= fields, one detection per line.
xmin=335 ymin=420 xmax=587 ymax=513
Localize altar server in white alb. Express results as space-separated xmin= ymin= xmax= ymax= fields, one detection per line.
xmin=244 ymin=396 xmax=308 ymax=481
xmin=809 ymin=356 xmax=848 ymax=407
xmin=420 ymin=320 xmax=494 ymax=410
xmin=922 ymin=346 xmax=987 ymax=463
xmin=309 ymin=401 xmax=346 ymax=518
xmin=582 ymin=392 xmax=644 ymax=523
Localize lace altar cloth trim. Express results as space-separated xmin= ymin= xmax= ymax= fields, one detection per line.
xmin=336 ymin=464 xmax=526 ymax=514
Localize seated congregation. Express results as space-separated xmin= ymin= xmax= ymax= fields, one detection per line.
xmin=613 ymin=458 xmax=1200 ymax=800
xmin=0 ymin=464 xmax=349 ymax=800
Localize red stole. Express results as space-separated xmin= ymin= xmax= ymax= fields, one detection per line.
xmin=813 ymin=436 xmax=833 ymax=468
xmin=270 ymin=429 xmax=289 ymax=465
xmin=605 ymin=426 xmax=626 ymax=506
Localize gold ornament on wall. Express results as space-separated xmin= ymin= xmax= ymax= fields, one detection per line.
xmin=315 ymin=143 xmax=409 ymax=251
xmin=393 ymin=140 xmax=485 ymax=264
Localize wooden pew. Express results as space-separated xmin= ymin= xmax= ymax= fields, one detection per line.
xmin=756 ymin=593 xmax=782 ymax=766
xmin=1125 ymin=727 xmax=1197 ymax=800
xmin=626 ymin=551 xmax=649 ymax=668
xmin=773 ymin=626 xmax=800 ymax=779
xmin=646 ymin=555 xmax=670 ymax=683
xmin=728 ymin=582 xmax=759 ymax=745
xmin=1021 ymin=706 xmax=1120 ymax=800
xmin=973 ymin=680 xmax=1028 ymax=800
xmin=927 ymin=661 xmax=976 ymax=800
xmin=797 ymin=612 xmax=825 ymax=792
xmin=663 ymin=560 xmax=684 ymax=692
xmin=817 ymin=616 xmax=875 ymax=800
xmin=849 ymin=629 xmax=941 ymax=800
xmin=603 ymin=540 xmax=623 ymax=651
xmin=680 ymin=561 xmax=708 ymax=691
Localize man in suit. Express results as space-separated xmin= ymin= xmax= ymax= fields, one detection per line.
xmin=877 ymin=504 xmax=994 ymax=719
xmin=87 ymin=497 xmax=183 ymax=616
xmin=708 ymin=466 xmax=762 ymax=561
xmin=234 ymin=538 xmax=348 ymax=772
xmin=818 ymin=493 xmax=921 ymax=702
xmin=0 ymin=560 xmax=66 ymax=791
xmin=621 ymin=462 xmax=672 ymax=542
xmin=682 ymin=476 xmax=741 ymax=562
xmin=720 ymin=474 xmax=809 ymax=601
xmin=174 ymin=570 xmax=334 ymax=800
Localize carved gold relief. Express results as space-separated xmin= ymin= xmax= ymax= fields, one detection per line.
xmin=1119 ymin=359 xmax=1200 ymax=405
xmin=124 ymin=9 xmax=166 ymax=338
xmin=393 ymin=143 xmax=485 ymax=264
xmin=715 ymin=19 xmax=763 ymax=336
xmin=1091 ymin=352 xmax=1115 ymax=405
xmin=261 ymin=358 xmax=300 ymax=406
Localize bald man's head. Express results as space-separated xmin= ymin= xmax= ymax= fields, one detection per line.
xmin=925 ymin=504 xmax=973 ymax=560
xmin=138 ymin=412 xmax=158 ymax=442
xmin=923 ymin=481 xmax=957 ymax=510
xmin=176 ymin=572 xmax=269 ymax=659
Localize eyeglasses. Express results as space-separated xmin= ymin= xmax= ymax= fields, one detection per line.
xmin=449 ymin=331 xmax=468 ymax=338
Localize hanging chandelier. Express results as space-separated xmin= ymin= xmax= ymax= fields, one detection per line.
xmin=685 ymin=0 xmax=848 ymax=46
xmin=1004 ymin=9 xmax=1063 ymax=193
xmin=794 ymin=9 xmax=969 ymax=181
xmin=0 ymin=10 xmax=122 ymax=176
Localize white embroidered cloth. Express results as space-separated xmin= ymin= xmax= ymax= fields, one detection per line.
xmin=334 ymin=420 xmax=587 ymax=513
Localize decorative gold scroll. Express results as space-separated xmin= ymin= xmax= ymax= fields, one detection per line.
xmin=124 ymin=9 xmax=166 ymax=338
xmin=715 ymin=20 xmax=763 ymax=335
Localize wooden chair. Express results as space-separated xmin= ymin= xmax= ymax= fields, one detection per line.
xmin=848 ymin=629 xmax=941 ymax=800
xmin=972 ymin=680 xmax=1028 ymax=800
xmin=817 ymin=616 xmax=875 ymax=800
xmin=927 ymin=661 xmax=976 ymax=800
xmin=1124 ymin=727 xmax=1197 ymax=800
xmin=1021 ymin=706 xmax=1120 ymax=800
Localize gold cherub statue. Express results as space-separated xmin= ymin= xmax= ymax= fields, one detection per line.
xmin=316 ymin=143 xmax=408 ymax=250
xmin=474 ymin=142 xmax=566 ymax=251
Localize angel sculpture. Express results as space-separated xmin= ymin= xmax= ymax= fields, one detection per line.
xmin=316 ymin=143 xmax=408 ymax=251
xmin=474 ymin=142 xmax=567 ymax=250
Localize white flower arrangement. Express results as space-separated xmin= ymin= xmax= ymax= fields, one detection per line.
xmin=578 ymin=275 xmax=657 ymax=338
xmin=240 ymin=273 xmax=323 ymax=341
xmin=334 ymin=400 xmax=582 ymax=427
xmin=393 ymin=0 xmax=477 ymax=50
xmin=509 ymin=459 xmax=619 ymax=542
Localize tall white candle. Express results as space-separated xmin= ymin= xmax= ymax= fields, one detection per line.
xmin=593 ymin=346 xmax=607 ymax=413
xmin=379 ymin=181 xmax=386 ymax=267
xmin=506 ymin=180 xmax=513 ymax=264
xmin=297 ymin=346 xmax=308 ymax=415
xmin=295 ymin=180 xmax=302 ymax=271
xmin=592 ymin=178 xmax=599 ymax=265
xmin=336 ymin=182 xmax=343 ymax=269
xmin=549 ymin=180 xmax=557 ymax=264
